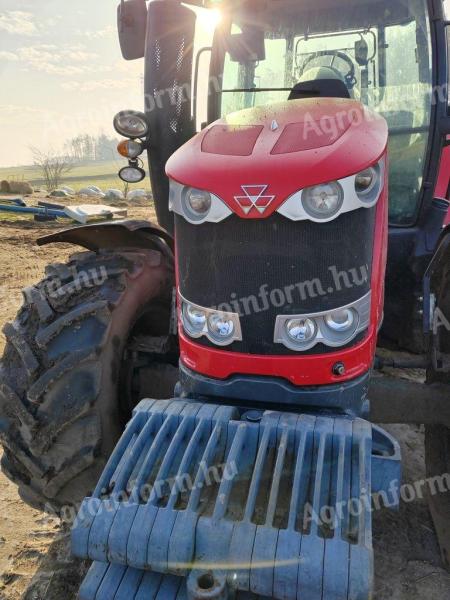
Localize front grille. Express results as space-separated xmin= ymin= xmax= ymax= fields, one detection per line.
xmin=176 ymin=209 xmax=376 ymax=355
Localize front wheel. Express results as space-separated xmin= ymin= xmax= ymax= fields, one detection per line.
xmin=0 ymin=247 xmax=174 ymax=513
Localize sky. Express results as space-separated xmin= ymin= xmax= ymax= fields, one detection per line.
xmin=0 ymin=0 xmax=449 ymax=167
xmin=0 ymin=0 xmax=144 ymax=166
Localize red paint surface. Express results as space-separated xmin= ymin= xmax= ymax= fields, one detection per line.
xmin=167 ymin=98 xmax=388 ymax=220
xmin=436 ymin=137 xmax=450 ymax=225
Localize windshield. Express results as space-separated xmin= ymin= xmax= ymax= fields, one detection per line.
xmin=201 ymin=0 xmax=433 ymax=226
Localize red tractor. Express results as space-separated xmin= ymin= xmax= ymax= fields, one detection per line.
xmin=1 ymin=0 xmax=450 ymax=597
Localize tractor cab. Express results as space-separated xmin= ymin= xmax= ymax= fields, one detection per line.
xmin=202 ymin=0 xmax=433 ymax=227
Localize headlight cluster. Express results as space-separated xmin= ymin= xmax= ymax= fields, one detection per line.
xmin=114 ymin=110 xmax=148 ymax=184
xmin=181 ymin=293 xmax=370 ymax=351
xmin=274 ymin=292 xmax=371 ymax=351
xmin=171 ymin=158 xmax=384 ymax=225
xmin=180 ymin=297 xmax=242 ymax=346
xmin=278 ymin=159 xmax=384 ymax=223
xmin=169 ymin=180 xmax=232 ymax=224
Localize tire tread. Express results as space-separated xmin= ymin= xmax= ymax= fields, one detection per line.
xmin=0 ymin=248 xmax=173 ymax=511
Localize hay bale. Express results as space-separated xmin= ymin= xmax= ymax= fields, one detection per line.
xmin=61 ymin=186 xmax=75 ymax=195
xmin=9 ymin=181 xmax=34 ymax=195
xmin=0 ymin=180 xmax=11 ymax=193
xmin=127 ymin=188 xmax=149 ymax=200
xmin=50 ymin=189 xmax=70 ymax=198
xmin=79 ymin=187 xmax=105 ymax=198
xmin=104 ymin=189 xmax=125 ymax=202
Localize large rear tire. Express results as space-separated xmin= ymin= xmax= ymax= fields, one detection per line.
xmin=0 ymin=247 xmax=174 ymax=513
xmin=426 ymin=262 xmax=450 ymax=569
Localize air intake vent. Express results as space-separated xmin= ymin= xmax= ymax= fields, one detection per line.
xmin=202 ymin=125 xmax=263 ymax=156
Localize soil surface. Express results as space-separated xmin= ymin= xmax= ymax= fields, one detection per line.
xmin=0 ymin=199 xmax=449 ymax=599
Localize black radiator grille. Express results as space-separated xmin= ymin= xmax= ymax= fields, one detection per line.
xmin=176 ymin=208 xmax=376 ymax=355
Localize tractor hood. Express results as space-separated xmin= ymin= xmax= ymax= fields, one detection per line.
xmin=166 ymin=98 xmax=388 ymax=219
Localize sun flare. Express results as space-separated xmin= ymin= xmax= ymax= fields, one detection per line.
xmin=197 ymin=8 xmax=222 ymax=32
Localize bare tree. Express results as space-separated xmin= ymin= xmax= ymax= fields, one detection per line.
xmin=30 ymin=147 xmax=75 ymax=191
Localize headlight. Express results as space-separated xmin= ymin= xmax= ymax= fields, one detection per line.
xmin=321 ymin=307 xmax=359 ymax=345
xmin=182 ymin=304 xmax=207 ymax=337
xmin=117 ymin=139 xmax=144 ymax=159
xmin=170 ymin=180 xmax=232 ymax=224
xmin=355 ymin=163 xmax=381 ymax=203
xmin=113 ymin=110 xmax=149 ymax=139
xmin=180 ymin=295 xmax=242 ymax=346
xmin=324 ymin=309 xmax=357 ymax=333
xmin=119 ymin=164 xmax=146 ymax=183
xmin=274 ymin=292 xmax=371 ymax=351
xmin=355 ymin=168 xmax=375 ymax=193
xmin=207 ymin=313 xmax=235 ymax=342
xmin=182 ymin=188 xmax=212 ymax=221
xmin=286 ymin=318 xmax=317 ymax=343
xmin=302 ymin=182 xmax=344 ymax=220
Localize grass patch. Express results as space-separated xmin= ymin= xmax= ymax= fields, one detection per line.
xmin=0 ymin=212 xmax=36 ymax=223
xmin=0 ymin=160 xmax=152 ymax=194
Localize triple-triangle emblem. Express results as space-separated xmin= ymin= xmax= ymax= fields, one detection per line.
xmin=234 ymin=185 xmax=276 ymax=215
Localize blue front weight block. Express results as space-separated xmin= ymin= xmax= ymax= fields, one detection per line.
xmin=78 ymin=562 xmax=272 ymax=600
xmin=73 ymin=399 xmax=401 ymax=600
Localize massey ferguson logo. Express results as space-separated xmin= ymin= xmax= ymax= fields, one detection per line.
xmin=234 ymin=185 xmax=276 ymax=215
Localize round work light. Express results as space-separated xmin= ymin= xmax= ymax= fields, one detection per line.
xmin=113 ymin=110 xmax=149 ymax=139
xmin=118 ymin=164 xmax=146 ymax=183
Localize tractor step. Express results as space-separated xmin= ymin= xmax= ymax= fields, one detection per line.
xmin=72 ymin=399 xmax=401 ymax=600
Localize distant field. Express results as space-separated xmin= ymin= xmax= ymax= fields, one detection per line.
xmin=0 ymin=159 xmax=152 ymax=193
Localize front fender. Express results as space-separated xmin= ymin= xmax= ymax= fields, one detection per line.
xmin=37 ymin=219 xmax=174 ymax=254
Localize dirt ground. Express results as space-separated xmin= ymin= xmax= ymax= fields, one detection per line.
xmin=0 ymin=202 xmax=449 ymax=598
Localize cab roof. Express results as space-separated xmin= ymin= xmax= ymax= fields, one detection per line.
xmin=182 ymin=0 xmax=427 ymax=32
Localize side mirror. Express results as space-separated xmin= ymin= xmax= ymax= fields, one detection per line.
xmin=225 ymin=27 xmax=266 ymax=63
xmin=117 ymin=0 xmax=148 ymax=60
